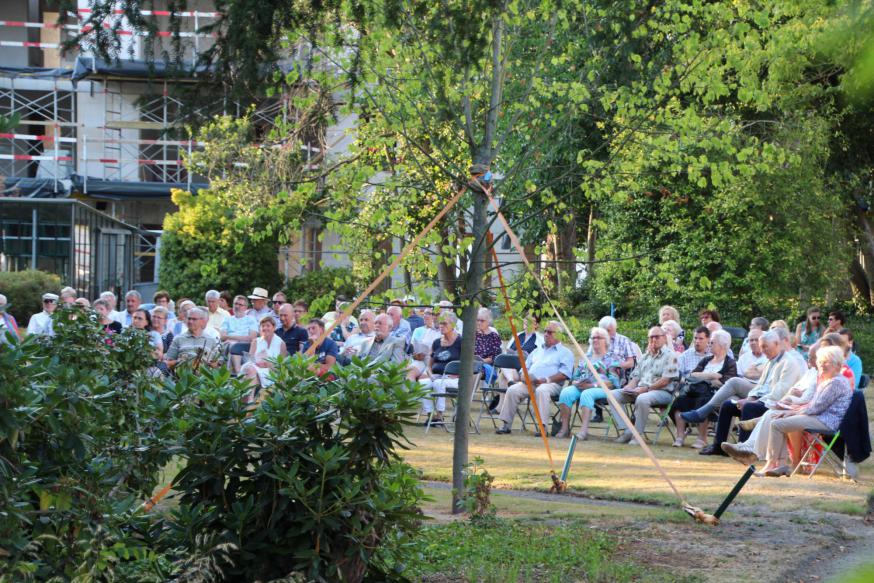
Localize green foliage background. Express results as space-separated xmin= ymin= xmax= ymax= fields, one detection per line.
xmin=0 ymin=270 xmax=62 ymax=324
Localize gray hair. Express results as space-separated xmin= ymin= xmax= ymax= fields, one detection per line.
xmin=761 ymin=330 xmax=781 ymax=345
xmin=387 ymin=305 xmax=403 ymax=317
xmin=100 ymin=291 xmax=116 ymax=301
xmin=125 ymin=290 xmax=142 ymax=301
xmin=661 ymin=319 xmax=681 ymax=338
xmin=710 ymin=329 xmax=732 ymax=350
xmin=0 ymin=294 xmax=6 ymax=305
xmin=816 ymin=345 xmax=845 ymax=370
xmin=477 ymin=307 xmax=493 ymax=323
xmin=375 ymin=313 xmax=392 ymax=326
xmin=439 ymin=311 xmax=458 ymax=326
xmin=771 ymin=326 xmax=790 ymax=343
xmin=187 ymin=307 xmax=207 ymax=320
xmin=359 ymin=309 xmax=375 ymax=320
xmin=151 ymin=306 xmax=169 ymax=317
xmin=598 ymin=316 xmax=617 ymax=330
xmin=205 ymin=289 xmax=220 ymax=301
xmin=750 ymin=317 xmax=769 ymax=330
xmin=589 ymin=326 xmax=609 ymax=340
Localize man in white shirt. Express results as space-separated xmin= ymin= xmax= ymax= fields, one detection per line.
xmin=496 ymin=321 xmax=574 ymax=436
xmin=736 ymin=329 xmax=767 ymax=380
xmin=27 ymin=292 xmax=58 ymax=336
xmin=222 ymin=295 xmax=259 ymax=373
xmin=387 ymin=305 xmax=412 ymax=345
xmin=339 ymin=310 xmax=376 ymax=364
xmin=205 ymin=290 xmax=230 ymax=333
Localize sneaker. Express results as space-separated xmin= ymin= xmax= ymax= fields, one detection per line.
xmin=628 ymin=438 xmax=639 ymax=446
xmin=721 ymin=442 xmax=758 ymax=466
xmin=691 ymin=439 xmax=707 ymax=449
xmin=672 ymin=438 xmax=685 ymax=448
xmin=495 ymin=425 xmax=512 ymax=435
xmin=615 ymin=432 xmax=633 ymax=444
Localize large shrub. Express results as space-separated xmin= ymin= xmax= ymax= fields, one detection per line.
xmin=157 ymin=358 xmax=426 ymax=582
xmin=158 ymin=204 xmax=283 ymax=299
xmin=1 ymin=298 xmax=427 ymax=582
xmin=0 ymin=306 xmax=175 ymax=581
xmin=158 ymin=111 xmax=329 ymax=299
xmin=0 ymin=270 xmax=62 ymax=324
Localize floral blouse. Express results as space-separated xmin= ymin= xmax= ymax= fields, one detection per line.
xmin=475 ymin=330 xmax=503 ymax=363
xmin=572 ymin=351 xmax=622 ymax=390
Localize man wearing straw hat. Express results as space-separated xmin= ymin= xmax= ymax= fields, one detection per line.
xmin=246 ymin=287 xmax=272 ymax=321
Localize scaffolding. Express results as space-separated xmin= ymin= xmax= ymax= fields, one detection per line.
xmin=0 ymin=4 xmax=331 ymax=287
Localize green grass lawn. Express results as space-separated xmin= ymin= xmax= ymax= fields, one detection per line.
xmin=401 ymin=415 xmax=870 ymax=516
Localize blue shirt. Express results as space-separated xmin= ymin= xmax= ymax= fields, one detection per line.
xmin=526 ymin=343 xmax=574 ymax=382
xmin=277 ymin=324 xmax=308 ymax=355
xmin=391 ymin=319 xmax=412 ymax=344
xmin=847 ymin=352 xmax=863 ymax=389
xmin=303 ymin=337 xmax=339 ymax=364
xmin=221 ymin=314 xmax=258 ymax=337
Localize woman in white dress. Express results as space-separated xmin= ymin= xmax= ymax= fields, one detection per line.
xmin=242 ymin=315 xmax=287 ymax=392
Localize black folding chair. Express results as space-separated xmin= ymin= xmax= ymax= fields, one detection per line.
xmin=425 ymin=360 xmax=483 ymax=434
xmin=478 ymin=353 xmax=533 ymax=431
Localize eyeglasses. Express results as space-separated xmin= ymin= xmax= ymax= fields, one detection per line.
xmin=810 ymin=316 xmax=820 ymax=320
xmin=477 ymin=318 xmax=487 ymax=322
xmin=544 ymin=330 xmax=558 ymax=335
xmin=234 ymin=302 xmax=247 ymax=307
xmin=43 ymin=299 xmax=56 ymax=304
xmin=273 ymin=300 xmax=285 ymax=305
xmin=827 ymin=316 xmax=836 ymax=321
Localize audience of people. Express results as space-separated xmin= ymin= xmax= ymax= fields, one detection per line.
xmin=7 ymin=285 xmax=869 ymax=479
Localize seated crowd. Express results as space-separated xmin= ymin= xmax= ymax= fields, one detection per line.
xmin=3 ymin=289 xmax=866 ymax=478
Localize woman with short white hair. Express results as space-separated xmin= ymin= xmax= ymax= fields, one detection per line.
xmin=743 ymin=345 xmax=853 ymax=477
xmin=556 ymin=327 xmax=622 ymax=439
xmin=672 ymin=329 xmax=737 ymax=448
xmin=661 ymin=319 xmax=684 ymax=353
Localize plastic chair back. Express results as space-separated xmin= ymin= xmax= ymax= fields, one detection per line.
xmin=723 ymin=326 xmax=748 ymax=341
xmin=493 ymin=353 xmax=521 ymax=370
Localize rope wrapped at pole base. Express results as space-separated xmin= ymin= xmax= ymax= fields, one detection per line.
xmin=683 ymin=504 xmax=719 ymax=525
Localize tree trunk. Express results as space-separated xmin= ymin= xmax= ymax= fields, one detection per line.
xmin=451 ymin=188 xmax=488 ymax=514
xmin=585 ymin=204 xmax=596 ymax=279
xmin=437 ymin=224 xmax=458 ymax=298
xmin=558 ymin=213 xmax=578 ymax=289
xmin=850 ymin=256 xmax=872 ymax=308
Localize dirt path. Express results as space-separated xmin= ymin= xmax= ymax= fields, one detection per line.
xmin=421 ymin=480 xmax=874 ymax=582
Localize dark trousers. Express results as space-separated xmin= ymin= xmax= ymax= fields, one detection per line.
xmin=713 ymin=399 xmax=768 ymax=446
